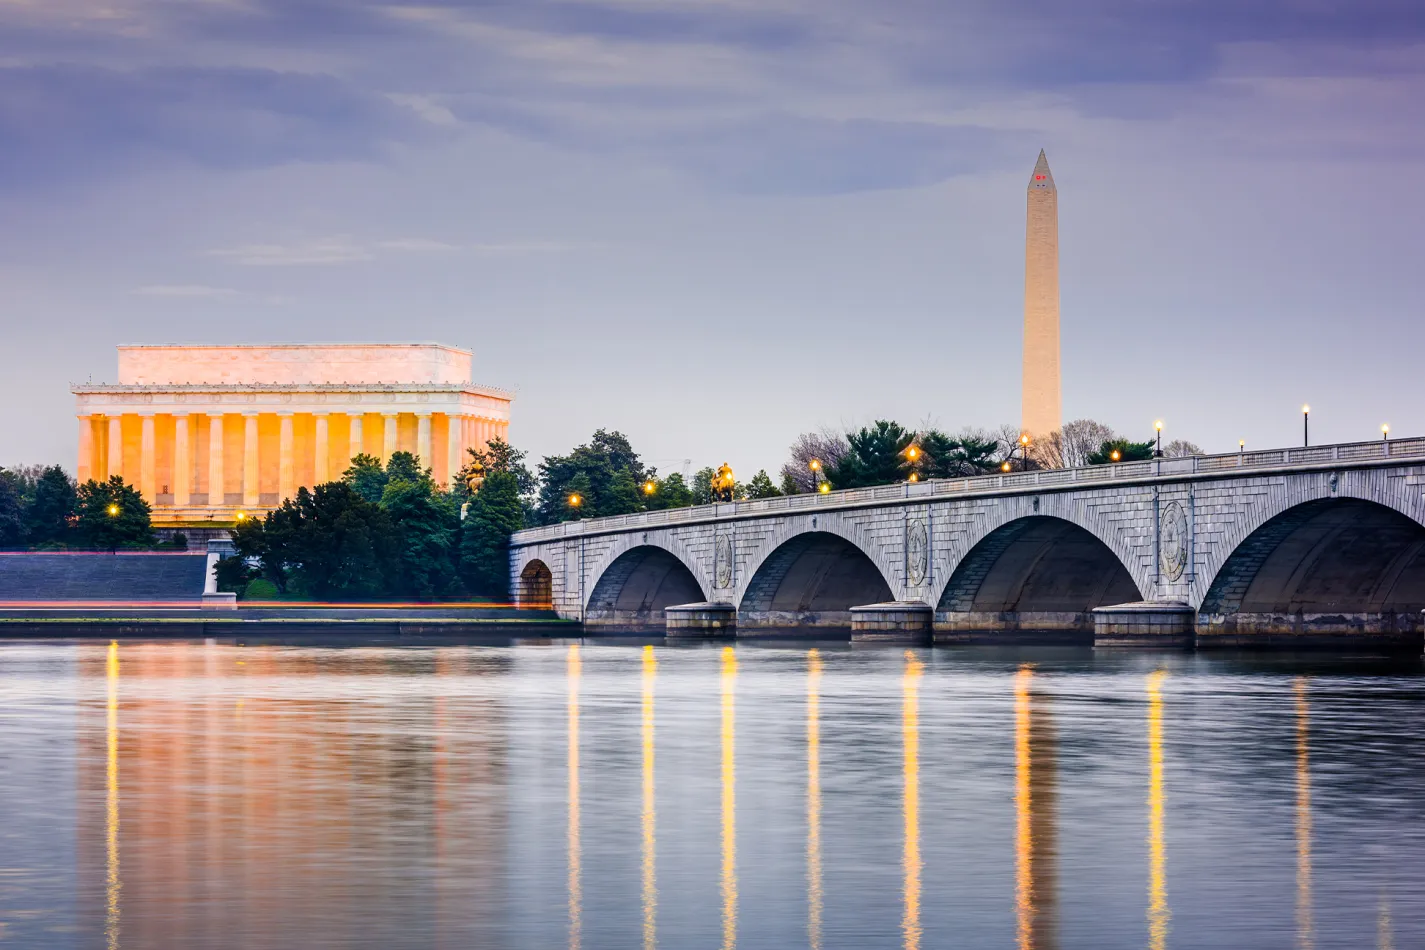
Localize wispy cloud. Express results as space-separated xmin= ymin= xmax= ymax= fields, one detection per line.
xmin=207 ymin=236 xmax=579 ymax=266
xmin=133 ymin=284 xmax=238 ymax=297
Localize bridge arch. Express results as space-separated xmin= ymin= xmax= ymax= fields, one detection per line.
xmin=1199 ymin=495 xmax=1425 ymax=641
xmin=583 ymin=534 xmax=711 ymax=629
xmin=737 ymin=522 xmax=896 ymax=632
xmin=933 ymin=512 xmax=1146 ymax=639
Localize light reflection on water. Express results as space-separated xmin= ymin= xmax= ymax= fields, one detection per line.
xmin=1 ymin=639 xmax=1424 ymax=949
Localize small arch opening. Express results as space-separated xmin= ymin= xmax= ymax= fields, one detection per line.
xmin=517 ymin=559 xmax=553 ymax=609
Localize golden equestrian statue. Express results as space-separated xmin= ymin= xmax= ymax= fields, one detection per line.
xmin=712 ymin=463 xmax=736 ymax=502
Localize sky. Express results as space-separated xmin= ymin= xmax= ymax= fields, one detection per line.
xmin=2 ymin=0 xmax=1423 ymax=480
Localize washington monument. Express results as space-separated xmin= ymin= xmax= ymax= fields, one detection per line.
xmin=1022 ymin=149 xmax=1061 ymax=439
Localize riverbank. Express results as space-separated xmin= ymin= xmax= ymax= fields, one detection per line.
xmin=0 ymin=605 xmax=577 ymax=638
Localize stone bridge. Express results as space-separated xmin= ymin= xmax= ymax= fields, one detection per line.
xmin=509 ymin=438 xmax=1425 ymax=648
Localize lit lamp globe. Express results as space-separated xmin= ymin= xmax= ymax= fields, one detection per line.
xmin=568 ymin=493 xmax=582 ymax=509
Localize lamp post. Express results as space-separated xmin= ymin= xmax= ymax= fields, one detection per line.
xmin=1154 ymin=420 xmax=1164 ymax=458
xmin=808 ymin=458 xmax=826 ymax=494
xmin=1302 ymin=405 xmax=1310 ymax=447
xmin=1018 ymin=434 xmax=1031 ymax=472
xmin=642 ymin=479 xmax=657 ymax=509
xmin=1382 ymin=424 xmax=1390 ymax=442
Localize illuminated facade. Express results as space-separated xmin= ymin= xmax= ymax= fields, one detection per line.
xmin=72 ymin=344 xmax=511 ymax=527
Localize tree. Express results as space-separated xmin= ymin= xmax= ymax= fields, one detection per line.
xmin=233 ymin=483 xmax=399 ymax=599
xmin=0 ymin=472 xmax=22 ymax=548
xmin=780 ymin=429 xmax=850 ymax=493
xmin=745 ymin=470 xmax=781 ymax=499
xmin=830 ymin=420 xmax=915 ymax=489
xmin=1033 ymin=419 xmax=1116 ymax=469
xmin=1163 ymin=439 xmax=1203 ymax=458
xmin=649 ymin=472 xmax=694 ymax=509
xmin=1087 ymin=438 xmax=1157 ymax=465
xmin=214 ymin=555 xmax=257 ymax=595
xmin=74 ymin=477 xmax=154 ymax=550
xmin=24 ymin=465 xmax=76 ymax=546
xmin=343 ymin=453 xmax=389 ymax=505
xmin=460 ymin=470 xmax=525 ymax=599
xmin=535 ymin=430 xmax=650 ymax=524
xmin=918 ymin=428 xmax=1002 ymax=478
xmin=381 ymin=474 xmax=459 ymax=600
xmin=691 ymin=467 xmax=716 ymax=505
xmin=456 ymin=438 xmax=536 ymax=500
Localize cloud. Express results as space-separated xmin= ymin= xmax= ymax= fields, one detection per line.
xmin=207 ymin=235 xmax=578 ymax=265
xmin=133 ymin=284 xmax=238 ymax=297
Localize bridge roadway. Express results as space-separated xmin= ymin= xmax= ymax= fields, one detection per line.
xmin=509 ymin=437 xmax=1425 ymax=648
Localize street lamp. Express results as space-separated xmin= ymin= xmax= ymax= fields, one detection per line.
xmin=568 ymin=493 xmax=582 ymax=509
xmin=1110 ymin=449 xmax=1121 ymax=462
xmin=1239 ymin=439 xmax=1245 ymax=457
xmin=1302 ymin=405 xmax=1310 ymax=447
xmin=1018 ymin=433 xmax=1031 ymax=472
xmin=1382 ymin=424 xmax=1390 ymax=442
xmin=107 ymin=503 xmax=119 ymax=517
xmin=1154 ymin=420 xmax=1164 ymax=458
xmin=808 ymin=458 xmax=826 ymax=494
xmin=817 ymin=481 xmax=831 ymax=494
xmin=1001 ymin=461 xmax=1012 ymax=473
xmin=908 ymin=472 xmax=920 ymax=483
xmin=643 ymin=479 xmax=657 ymax=496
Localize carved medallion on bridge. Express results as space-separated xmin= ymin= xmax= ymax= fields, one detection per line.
xmin=906 ymin=519 xmax=928 ymax=586
xmin=714 ymin=533 xmax=734 ymax=589
xmin=1160 ymin=500 xmax=1188 ymax=582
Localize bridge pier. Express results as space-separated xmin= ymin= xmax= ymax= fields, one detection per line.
xmin=850 ymin=602 xmax=933 ymax=644
xmin=933 ymin=611 xmax=1093 ymax=644
xmin=1092 ymin=602 xmax=1196 ymax=648
xmin=664 ymin=602 xmax=737 ymax=638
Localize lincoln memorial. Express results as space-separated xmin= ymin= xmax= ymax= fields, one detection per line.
xmin=72 ymin=343 xmax=512 ymax=527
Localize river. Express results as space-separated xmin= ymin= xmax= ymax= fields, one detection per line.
xmin=1 ymin=638 xmax=1422 ymax=948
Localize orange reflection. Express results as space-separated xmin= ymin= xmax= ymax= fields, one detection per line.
xmin=105 ymin=641 xmax=121 ymax=950
xmin=1295 ymin=678 xmax=1313 ymax=950
xmin=721 ymin=646 xmax=738 ymax=950
xmin=568 ymin=644 xmax=582 ymax=950
xmin=902 ymin=652 xmax=924 ymax=950
xmin=807 ymin=649 xmax=823 ymax=950
xmin=1013 ymin=666 xmax=1058 ymax=950
xmin=1146 ymin=671 xmax=1169 ymax=950
xmin=641 ymin=646 xmax=657 ymax=950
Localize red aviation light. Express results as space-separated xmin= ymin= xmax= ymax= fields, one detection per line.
xmin=1035 ymin=175 xmax=1046 ymax=180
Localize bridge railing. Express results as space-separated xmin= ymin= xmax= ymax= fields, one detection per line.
xmin=511 ymin=436 xmax=1425 ymax=544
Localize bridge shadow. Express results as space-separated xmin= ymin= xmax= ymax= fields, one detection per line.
xmin=1200 ymin=498 xmax=1425 ymax=648
xmin=738 ymin=531 xmax=893 ymax=638
xmin=585 ymin=546 xmax=706 ymax=631
xmin=937 ymin=516 xmax=1142 ymax=643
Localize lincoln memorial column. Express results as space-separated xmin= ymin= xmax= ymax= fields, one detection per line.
xmin=349 ymin=413 xmax=364 ymax=463
xmin=243 ymin=412 xmax=260 ymax=507
xmin=278 ymin=412 xmax=295 ymax=501
xmin=139 ymin=413 xmax=157 ymax=502
xmin=446 ymin=414 xmax=463 ymax=488
xmin=314 ymin=412 xmax=330 ymax=485
xmin=209 ymin=413 xmax=225 ymax=506
xmin=417 ymin=413 xmax=433 ymax=470
xmin=77 ymin=416 xmax=93 ymax=484
xmin=382 ymin=413 xmax=398 ymax=462
xmin=174 ymin=412 xmax=192 ymax=506
xmin=107 ymin=415 xmax=123 ymax=483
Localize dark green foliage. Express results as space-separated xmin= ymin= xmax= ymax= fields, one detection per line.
xmin=455 ymin=438 xmax=536 ymax=502
xmin=918 ymin=430 xmax=1002 ymax=478
xmin=460 ymin=470 xmax=525 ymax=599
xmin=830 ymin=420 xmax=915 ymax=489
xmin=167 ymin=532 xmax=189 ymax=551
xmin=381 ymin=475 xmax=459 ymax=600
xmin=691 ymin=467 xmax=716 ymax=505
xmin=0 ymin=473 xmax=22 ymax=548
xmin=1087 ymin=438 xmax=1158 ymax=465
xmin=746 ymin=470 xmax=781 ymax=499
xmin=343 ymin=453 xmax=389 ymax=504
xmin=24 ymin=466 xmax=76 ymax=545
xmin=74 ymin=477 xmax=154 ymax=550
xmin=534 ymin=430 xmax=650 ymax=524
xmin=214 ymin=554 xmax=257 ymax=595
xmin=234 ymin=482 xmax=401 ymax=599
xmin=648 ymin=472 xmax=694 ymax=510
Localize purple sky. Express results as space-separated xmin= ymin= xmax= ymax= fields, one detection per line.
xmin=2 ymin=0 xmax=1422 ymax=479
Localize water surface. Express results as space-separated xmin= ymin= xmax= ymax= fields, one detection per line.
xmin=1 ymin=638 xmax=1422 ymax=948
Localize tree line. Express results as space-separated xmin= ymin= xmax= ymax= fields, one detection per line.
xmin=0 ymin=465 xmax=169 ymax=550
